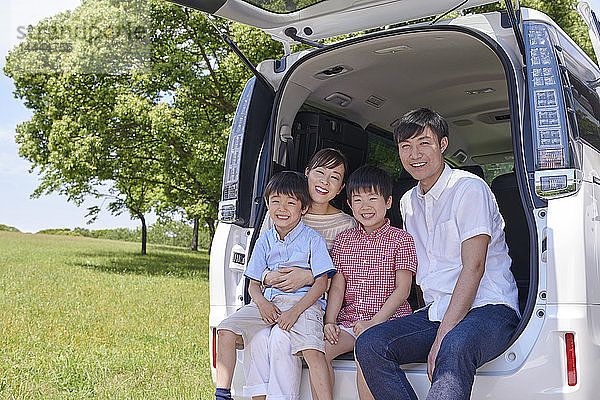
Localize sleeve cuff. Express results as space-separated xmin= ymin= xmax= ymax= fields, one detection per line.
xmin=460 ymin=227 xmax=491 ymax=243
xmin=244 ymin=273 xmax=263 ymax=283
xmin=315 ymin=270 xmax=336 ymax=279
xmin=261 ymin=269 xmax=270 ymax=286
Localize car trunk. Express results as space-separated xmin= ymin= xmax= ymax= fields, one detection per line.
xmin=247 ymin=19 xmax=538 ymax=396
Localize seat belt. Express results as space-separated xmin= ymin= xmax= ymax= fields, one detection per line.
xmin=280 ymin=125 xmax=297 ymax=170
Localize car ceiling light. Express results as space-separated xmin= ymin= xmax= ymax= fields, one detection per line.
xmin=374 ymin=45 xmax=412 ymax=54
xmin=465 ymin=88 xmax=496 ymax=95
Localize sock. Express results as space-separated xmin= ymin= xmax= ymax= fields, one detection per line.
xmin=215 ymin=387 xmax=232 ymax=400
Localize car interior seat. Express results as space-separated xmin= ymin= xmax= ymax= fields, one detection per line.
xmin=491 ymin=172 xmax=530 ymax=314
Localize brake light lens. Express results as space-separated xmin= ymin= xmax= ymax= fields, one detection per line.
xmin=565 ymin=332 xmax=577 ymax=386
xmin=523 ymin=22 xmax=571 ymax=170
xmin=212 ymin=327 xmax=217 ymax=369
xmin=219 ymin=77 xmax=257 ymax=222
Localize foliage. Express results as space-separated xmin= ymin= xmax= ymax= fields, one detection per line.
xmin=4 ymin=0 xmax=162 ymax=254
xmin=0 ymin=224 xmax=20 ymax=232
xmin=148 ymin=3 xmax=283 ymax=243
xmin=73 ymin=227 xmax=140 ymax=241
xmin=4 ymin=0 xmax=283 ymax=252
xmin=147 ymin=218 xmax=211 ymax=249
xmin=36 ymin=219 xmax=211 ymax=249
xmin=37 ymin=228 xmax=83 ymax=236
xmin=522 ymin=0 xmax=595 ymax=62
xmin=243 ymin=0 xmax=321 ymax=13
xmin=0 ymin=231 xmax=212 ymax=398
xmin=468 ymin=1 xmax=595 ymax=62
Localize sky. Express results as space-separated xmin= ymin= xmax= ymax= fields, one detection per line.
xmin=0 ymin=0 xmax=158 ymax=233
xmin=2 ymin=1 xmax=600 ymax=233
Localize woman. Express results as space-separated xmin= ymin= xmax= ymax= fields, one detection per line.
xmin=243 ymin=148 xmax=357 ymax=400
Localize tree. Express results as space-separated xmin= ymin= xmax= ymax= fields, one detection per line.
xmin=522 ymin=0 xmax=595 ymax=61
xmin=5 ymin=0 xmax=161 ymax=254
xmin=469 ymin=1 xmax=595 ymax=61
xmin=146 ymin=1 xmax=283 ymax=249
xmin=4 ymin=0 xmax=283 ymax=252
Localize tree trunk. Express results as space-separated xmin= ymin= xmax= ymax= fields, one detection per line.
xmin=138 ymin=212 xmax=147 ymax=255
xmin=205 ymin=217 xmax=216 ymax=253
xmin=189 ymin=218 xmax=199 ymax=251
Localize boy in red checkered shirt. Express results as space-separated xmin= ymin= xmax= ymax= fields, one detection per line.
xmin=323 ymin=165 xmax=418 ymax=400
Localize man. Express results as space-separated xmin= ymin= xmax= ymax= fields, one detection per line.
xmin=355 ymin=108 xmax=519 ymax=400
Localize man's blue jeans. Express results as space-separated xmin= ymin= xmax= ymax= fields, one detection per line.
xmin=355 ymin=304 xmax=519 ymax=400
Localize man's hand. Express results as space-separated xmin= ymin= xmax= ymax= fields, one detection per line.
xmin=277 ymin=308 xmax=301 ymax=331
xmin=267 ymin=267 xmax=314 ymax=292
xmin=427 ymin=325 xmax=452 ymax=381
xmin=426 ymin=234 xmax=489 ymax=381
xmin=256 ymin=300 xmax=280 ymax=325
xmin=351 ymin=320 xmax=375 ymax=337
xmin=427 ymin=333 xmax=442 ymax=381
xmin=324 ymin=323 xmax=340 ymax=344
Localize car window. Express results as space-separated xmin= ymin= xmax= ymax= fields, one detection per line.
xmin=481 ymin=161 xmax=514 ymax=185
xmin=569 ymin=72 xmax=600 ymax=152
xmin=242 ymin=0 xmax=323 ymax=14
xmin=366 ymin=126 xmax=403 ymax=179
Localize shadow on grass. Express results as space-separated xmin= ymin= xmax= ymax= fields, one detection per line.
xmin=73 ymin=245 xmax=209 ymax=280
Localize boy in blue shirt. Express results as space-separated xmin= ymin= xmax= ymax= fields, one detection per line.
xmin=215 ymin=171 xmax=336 ymax=400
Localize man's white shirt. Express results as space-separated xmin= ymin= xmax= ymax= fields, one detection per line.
xmin=400 ymin=164 xmax=519 ymax=322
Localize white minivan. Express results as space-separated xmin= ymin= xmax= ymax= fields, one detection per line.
xmin=171 ymin=1 xmax=600 ymax=398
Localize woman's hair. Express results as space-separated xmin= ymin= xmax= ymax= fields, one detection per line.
xmin=263 ymin=171 xmax=311 ymax=209
xmin=346 ymin=165 xmax=393 ymax=200
xmin=306 ymin=148 xmax=349 ymax=182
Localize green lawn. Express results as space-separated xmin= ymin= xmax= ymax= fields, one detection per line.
xmin=0 ymin=231 xmax=214 ymax=399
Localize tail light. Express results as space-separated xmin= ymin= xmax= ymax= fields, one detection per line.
xmin=212 ymin=327 xmax=217 ymax=369
xmin=524 ymin=22 xmax=571 ymax=170
xmin=565 ymin=332 xmax=577 ymax=386
xmin=219 ymin=78 xmax=256 ymax=223
xmin=523 ymin=22 xmax=583 ymax=200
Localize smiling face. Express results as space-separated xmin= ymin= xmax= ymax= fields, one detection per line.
xmin=305 ymin=164 xmax=346 ymax=206
xmin=398 ymin=126 xmax=448 ymax=193
xmin=348 ymin=189 xmax=392 ymax=234
xmin=267 ymin=192 xmax=308 ymax=239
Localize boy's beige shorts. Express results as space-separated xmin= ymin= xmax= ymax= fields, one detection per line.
xmin=217 ymin=294 xmax=325 ymax=355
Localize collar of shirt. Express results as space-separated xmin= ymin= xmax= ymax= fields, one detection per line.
xmin=356 ymin=218 xmax=391 ymax=238
xmin=270 ymin=219 xmax=306 ymax=243
xmin=416 ymin=163 xmax=452 ymax=200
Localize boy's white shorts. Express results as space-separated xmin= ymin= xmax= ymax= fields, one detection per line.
xmin=217 ymin=294 xmax=325 ymax=355
xmin=339 ymin=325 xmax=358 ymax=339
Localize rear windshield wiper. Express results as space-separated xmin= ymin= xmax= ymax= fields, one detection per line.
xmin=284 ymin=27 xmax=326 ymax=49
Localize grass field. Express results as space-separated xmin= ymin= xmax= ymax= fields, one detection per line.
xmin=0 ymin=231 xmax=214 ymax=399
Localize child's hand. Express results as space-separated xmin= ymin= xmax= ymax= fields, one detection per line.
xmin=351 ymin=320 xmax=374 ymax=337
xmin=257 ymin=301 xmax=280 ymax=325
xmin=277 ymin=308 xmax=301 ymax=331
xmin=324 ymin=323 xmax=340 ymax=345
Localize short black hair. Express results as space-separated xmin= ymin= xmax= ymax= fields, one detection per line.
xmin=264 ymin=171 xmax=311 ymax=209
xmin=307 ymin=148 xmax=349 ymax=182
xmin=394 ymin=108 xmax=449 ymax=144
xmin=346 ymin=165 xmax=392 ymax=200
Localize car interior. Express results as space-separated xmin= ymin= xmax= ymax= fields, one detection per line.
xmin=269 ymin=28 xmax=531 ymax=318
